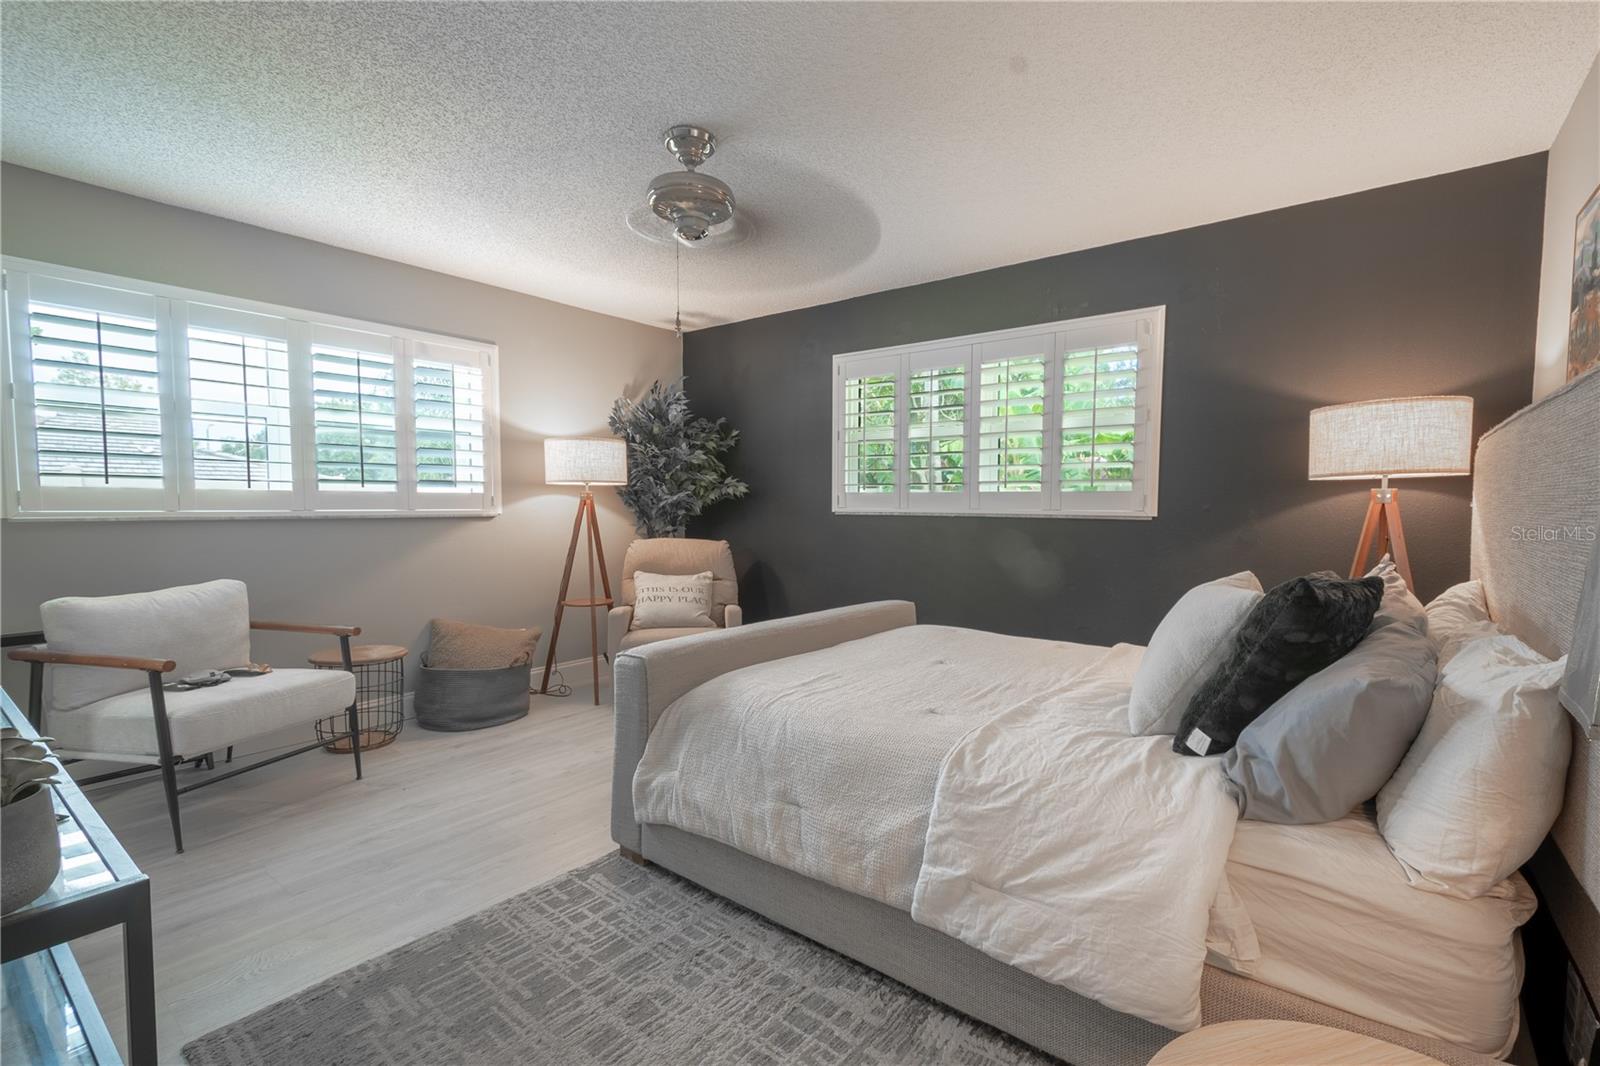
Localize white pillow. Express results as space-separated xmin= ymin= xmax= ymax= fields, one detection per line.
xmin=631 ymin=571 xmax=716 ymax=630
xmin=1364 ymin=556 xmax=1426 ymax=632
xmin=1128 ymin=571 xmax=1263 ymax=735
xmin=1376 ymin=633 xmax=1571 ymax=899
xmin=1424 ymin=580 xmax=1498 ymax=667
xmin=41 ymin=579 xmax=252 ymax=711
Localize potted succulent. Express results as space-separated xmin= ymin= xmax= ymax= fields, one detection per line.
xmin=2 ymin=727 xmax=62 ymax=913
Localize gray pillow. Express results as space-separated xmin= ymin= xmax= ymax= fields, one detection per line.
xmin=1220 ymin=617 xmax=1437 ymax=824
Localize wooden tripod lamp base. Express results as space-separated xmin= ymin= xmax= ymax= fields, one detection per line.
xmin=540 ymin=491 xmax=613 ymax=705
xmin=540 ymin=437 xmax=628 ymax=707
xmin=1347 ymin=485 xmax=1414 ymax=590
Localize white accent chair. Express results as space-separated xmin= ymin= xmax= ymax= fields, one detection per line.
xmin=607 ymin=539 xmax=742 ymax=663
xmin=9 ymin=579 xmax=363 ymax=853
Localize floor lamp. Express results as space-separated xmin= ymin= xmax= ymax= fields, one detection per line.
xmin=541 ymin=437 xmax=628 ymax=704
xmin=1308 ymin=395 xmax=1474 ymax=592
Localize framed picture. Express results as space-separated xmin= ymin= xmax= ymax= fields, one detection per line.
xmin=1570 ymin=181 xmax=1600 ymax=383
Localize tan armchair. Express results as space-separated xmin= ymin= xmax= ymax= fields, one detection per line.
xmin=608 ymin=539 xmax=742 ymax=662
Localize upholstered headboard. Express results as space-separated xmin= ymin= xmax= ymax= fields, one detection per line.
xmin=1471 ymin=367 xmax=1600 ymax=991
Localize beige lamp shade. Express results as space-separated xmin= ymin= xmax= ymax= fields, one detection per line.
xmin=544 ymin=437 xmax=628 ymax=486
xmin=1307 ymin=396 xmax=1474 ymax=481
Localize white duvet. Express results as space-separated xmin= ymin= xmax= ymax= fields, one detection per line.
xmin=911 ymin=643 xmax=1239 ymax=1031
xmin=633 ymin=625 xmax=1111 ymax=908
xmin=635 ymin=626 xmax=1241 ymax=1032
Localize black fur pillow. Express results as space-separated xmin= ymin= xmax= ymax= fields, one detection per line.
xmin=1173 ymin=572 xmax=1382 ymax=757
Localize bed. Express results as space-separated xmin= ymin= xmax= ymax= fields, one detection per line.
xmin=611 ymin=371 xmax=1599 ymax=1066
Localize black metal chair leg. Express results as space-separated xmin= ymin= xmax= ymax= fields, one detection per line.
xmin=340 ymin=635 xmax=363 ymax=781
xmin=147 ymin=672 xmax=184 ymax=853
xmin=346 ymin=700 xmax=363 ymax=780
xmin=27 ymin=661 xmax=45 ymax=732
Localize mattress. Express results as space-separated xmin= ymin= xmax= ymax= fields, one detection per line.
xmin=1215 ymin=809 xmax=1535 ymax=1056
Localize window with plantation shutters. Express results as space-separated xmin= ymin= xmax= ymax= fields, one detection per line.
xmin=410 ymin=339 xmax=490 ymax=509
xmin=311 ymin=328 xmax=400 ymax=499
xmin=831 ymin=307 xmax=1163 ymax=518
xmin=6 ymin=273 xmax=174 ymax=513
xmin=1061 ymin=340 xmax=1139 ymax=496
xmin=907 ymin=347 xmax=967 ymax=509
xmin=178 ymin=302 xmax=295 ymax=508
xmin=978 ymin=336 xmax=1050 ymax=510
xmin=3 ymin=259 xmax=499 ymax=519
xmin=837 ymin=353 xmax=899 ymax=509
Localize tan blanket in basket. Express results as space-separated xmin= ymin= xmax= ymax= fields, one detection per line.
xmin=427 ymin=619 xmax=540 ymax=669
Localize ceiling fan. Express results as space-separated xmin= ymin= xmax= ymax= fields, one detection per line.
xmin=626 ymin=125 xmax=748 ymax=248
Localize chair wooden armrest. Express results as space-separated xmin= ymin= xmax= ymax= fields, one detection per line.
xmin=249 ymin=620 xmax=362 ymax=637
xmin=6 ymin=647 xmax=177 ymax=673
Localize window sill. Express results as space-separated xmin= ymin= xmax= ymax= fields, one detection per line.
xmin=2 ymin=508 xmax=501 ymax=522
xmin=832 ymin=507 xmax=1155 ymax=520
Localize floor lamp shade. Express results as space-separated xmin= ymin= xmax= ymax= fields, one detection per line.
xmin=545 ymin=437 xmax=628 ymax=486
xmin=1308 ymin=396 xmax=1474 ymax=481
xmin=1308 ymin=396 xmax=1474 ymax=593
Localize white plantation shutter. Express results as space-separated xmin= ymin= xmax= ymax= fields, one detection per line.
xmin=978 ymin=334 xmax=1053 ymax=511
xmin=905 ymin=345 xmax=970 ymax=512
xmin=1057 ymin=315 xmax=1155 ymax=513
xmin=831 ymin=307 xmax=1163 ymax=518
xmin=6 ymin=273 xmax=176 ymax=512
xmin=409 ymin=338 xmax=493 ymax=510
xmin=178 ymin=302 xmax=297 ymax=509
xmin=309 ymin=324 xmax=403 ymax=509
xmin=837 ymin=353 xmax=900 ymax=509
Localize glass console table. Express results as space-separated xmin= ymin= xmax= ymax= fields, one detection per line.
xmin=1 ymin=691 xmax=154 ymax=1064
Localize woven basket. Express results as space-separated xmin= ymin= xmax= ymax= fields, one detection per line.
xmin=414 ymin=660 xmax=529 ymax=732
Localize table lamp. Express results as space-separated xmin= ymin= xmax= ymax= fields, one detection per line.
xmin=1308 ymin=395 xmax=1473 ymax=591
xmin=541 ymin=437 xmax=629 ymax=704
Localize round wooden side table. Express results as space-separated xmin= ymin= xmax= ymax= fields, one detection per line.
xmin=1148 ymin=1021 xmax=1447 ymax=1066
xmin=308 ymin=643 xmax=408 ymax=753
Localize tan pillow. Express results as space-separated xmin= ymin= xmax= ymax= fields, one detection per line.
xmin=631 ymin=571 xmax=716 ymax=630
xmin=427 ymin=619 xmax=540 ymax=669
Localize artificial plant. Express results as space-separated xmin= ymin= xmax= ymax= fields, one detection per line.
xmin=608 ymin=379 xmax=747 ymax=538
xmin=1 ymin=728 xmax=59 ymax=806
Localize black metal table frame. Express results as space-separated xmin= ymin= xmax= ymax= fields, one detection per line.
xmin=1 ymin=694 xmax=156 ymax=1065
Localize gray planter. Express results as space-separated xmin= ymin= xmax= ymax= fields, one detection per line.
xmin=2 ymin=786 xmax=61 ymax=913
xmin=414 ymin=661 xmax=530 ymax=731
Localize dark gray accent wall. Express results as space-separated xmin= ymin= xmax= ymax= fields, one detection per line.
xmin=683 ymin=155 xmax=1547 ymax=646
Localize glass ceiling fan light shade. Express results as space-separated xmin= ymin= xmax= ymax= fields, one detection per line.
xmin=1308 ymin=395 xmax=1474 ymax=480
xmin=545 ymin=437 xmax=628 ymax=486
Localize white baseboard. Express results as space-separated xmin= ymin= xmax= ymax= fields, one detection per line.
xmin=529 ymin=656 xmax=608 ymax=688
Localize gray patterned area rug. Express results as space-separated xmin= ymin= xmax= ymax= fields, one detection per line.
xmin=182 ymin=852 xmax=1057 ymax=1066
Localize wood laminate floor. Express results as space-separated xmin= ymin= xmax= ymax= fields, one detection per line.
xmin=67 ymin=686 xmax=616 ymax=1064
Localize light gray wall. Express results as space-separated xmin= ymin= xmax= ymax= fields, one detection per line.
xmin=0 ymin=164 xmax=680 ymax=699
xmin=1534 ymin=52 xmax=1599 ymax=400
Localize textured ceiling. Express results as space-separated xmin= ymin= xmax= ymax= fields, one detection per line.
xmin=2 ymin=3 xmax=1596 ymax=330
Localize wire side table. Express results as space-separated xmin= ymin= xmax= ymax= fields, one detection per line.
xmin=309 ymin=643 xmax=407 ymax=753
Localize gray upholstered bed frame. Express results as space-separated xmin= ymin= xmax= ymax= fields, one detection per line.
xmin=611 ymin=372 xmax=1599 ymax=1066
xmin=1472 ymin=369 xmax=1600 ymax=1014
